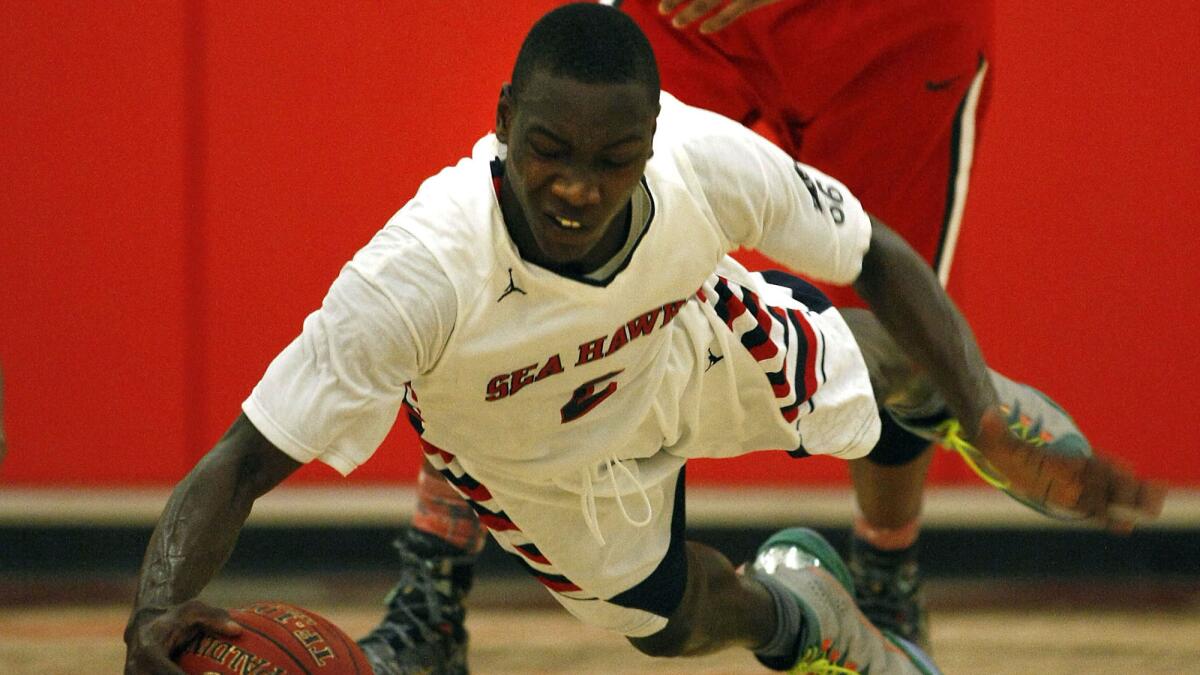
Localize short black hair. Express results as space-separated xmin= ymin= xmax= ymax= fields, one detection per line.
xmin=511 ymin=3 xmax=659 ymax=102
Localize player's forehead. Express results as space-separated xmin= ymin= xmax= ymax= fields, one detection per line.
xmin=515 ymin=69 xmax=657 ymax=146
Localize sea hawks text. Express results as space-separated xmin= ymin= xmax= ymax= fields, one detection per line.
xmin=485 ymin=298 xmax=687 ymax=401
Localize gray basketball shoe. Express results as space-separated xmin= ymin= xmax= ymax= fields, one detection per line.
xmin=750 ymin=528 xmax=940 ymax=674
xmin=848 ymin=537 xmax=929 ymax=652
xmin=357 ymin=528 xmax=474 ymax=675
xmin=890 ymin=369 xmax=1093 ymax=517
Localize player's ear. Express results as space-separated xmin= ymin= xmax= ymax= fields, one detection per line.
xmin=496 ymin=83 xmax=514 ymax=143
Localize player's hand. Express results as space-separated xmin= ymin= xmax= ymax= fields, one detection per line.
xmin=971 ymin=407 xmax=1167 ymax=533
xmin=658 ymin=0 xmax=784 ymax=34
xmin=124 ymin=600 xmax=242 ymax=675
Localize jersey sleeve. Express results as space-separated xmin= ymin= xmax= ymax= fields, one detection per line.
xmin=672 ymin=100 xmax=872 ymax=285
xmin=242 ymin=227 xmax=455 ymax=475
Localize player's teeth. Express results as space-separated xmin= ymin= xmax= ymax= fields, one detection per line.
xmin=555 ymin=216 xmax=581 ymax=229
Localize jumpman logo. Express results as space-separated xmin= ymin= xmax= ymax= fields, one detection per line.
xmin=705 ymin=348 xmax=724 ymax=372
xmin=497 ymin=268 xmax=526 ymax=303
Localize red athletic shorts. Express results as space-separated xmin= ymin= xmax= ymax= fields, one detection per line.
xmin=617 ymin=0 xmax=994 ymax=306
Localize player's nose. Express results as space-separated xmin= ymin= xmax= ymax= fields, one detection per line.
xmin=551 ymin=171 xmax=601 ymax=208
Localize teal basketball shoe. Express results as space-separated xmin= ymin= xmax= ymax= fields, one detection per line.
xmin=750 ymin=528 xmax=940 ymax=674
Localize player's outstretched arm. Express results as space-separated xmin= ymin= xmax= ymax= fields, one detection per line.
xmin=123 ymin=413 xmax=301 ymax=675
xmin=657 ymin=0 xmax=784 ymax=34
xmin=853 ymin=215 xmax=1166 ymax=532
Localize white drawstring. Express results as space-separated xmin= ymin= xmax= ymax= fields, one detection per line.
xmin=609 ymin=457 xmax=653 ymax=529
xmin=578 ymin=456 xmax=654 ymax=546
xmin=579 ymin=469 xmax=605 ymax=546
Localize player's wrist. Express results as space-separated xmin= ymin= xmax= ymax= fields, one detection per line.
xmin=122 ymin=605 xmax=170 ymax=644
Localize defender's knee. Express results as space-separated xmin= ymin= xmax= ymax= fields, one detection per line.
xmin=866 ymin=411 xmax=934 ymax=466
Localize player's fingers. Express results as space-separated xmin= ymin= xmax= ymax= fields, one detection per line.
xmin=1106 ymin=479 xmax=1168 ymax=530
xmin=1056 ymin=455 xmax=1170 ymax=533
xmin=1138 ymin=481 xmax=1168 ymax=518
xmin=1045 ymin=455 xmax=1092 ymax=512
xmin=1101 ymin=463 xmax=1145 ymax=533
xmin=1011 ymin=445 xmax=1091 ymax=515
xmin=201 ymin=615 xmax=243 ymax=637
xmin=668 ymin=0 xmax=723 ymax=27
xmin=1071 ymin=456 xmax=1117 ymax=520
xmin=996 ymin=439 xmax=1081 ymax=512
xmin=179 ymin=600 xmax=242 ymax=637
xmin=658 ymin=0 xmax=687 ymax=13
xmin=699 ymin=0 xmax=776 ymax=33
xmin=699 ymin=1 xmax=749 ymax=33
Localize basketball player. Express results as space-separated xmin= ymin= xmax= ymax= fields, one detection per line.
xmin=361 ymin=0 xmax=997 ymax=670
xmin=123 ymin=6 xmax=1163 ymax=674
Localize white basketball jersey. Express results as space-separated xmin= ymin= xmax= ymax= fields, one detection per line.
xmin=244 ymin=93 xmax=874 ymax=484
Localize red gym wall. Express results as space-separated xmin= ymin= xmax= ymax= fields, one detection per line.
xmin=1 ymin=2 xmax=1197 ymax=488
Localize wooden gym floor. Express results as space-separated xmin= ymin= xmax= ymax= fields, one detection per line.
xmin=2 ymin=572 xmax=1198 ymax=674
xmin=2 ymin=487 xmax=1197 ymax=673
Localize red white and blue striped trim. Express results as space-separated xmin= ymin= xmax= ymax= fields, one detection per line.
xmin=695 ymin=273 xmax=828 ymax=429
xmin=415 ymin=428 xmax=597 ymax=601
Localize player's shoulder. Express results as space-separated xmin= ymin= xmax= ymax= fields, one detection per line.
xmin=407 ymin=135 xmax=499 ymax=215
xmin=355 ymin=134 xmax=505 ymax=296
xmin=381 ymin=134 xmax=501 ymax=243
xmin=655 ymin=92 xmax=758 ymax=149
xmin=652 ymin=92 xmax=781 ymax=178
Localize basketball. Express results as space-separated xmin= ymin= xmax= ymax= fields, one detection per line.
xmin=176 ymin=600 xmax=371 ymax=675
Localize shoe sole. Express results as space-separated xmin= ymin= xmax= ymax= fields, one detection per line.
xmin=883 ymin=632 xmax=941 ymax=675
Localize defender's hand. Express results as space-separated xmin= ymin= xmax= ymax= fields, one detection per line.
xmin=124 ymin=600 xmax=242 ymax=675
xmin=972 ymin=407 xmax=1167 ymax=533
xmin=658 ymin=0 xmax=784 ymax=34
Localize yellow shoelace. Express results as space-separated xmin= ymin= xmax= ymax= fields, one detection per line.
xmin=790 ymin=643 xmax=861 ymax=674
xmin=935 ymin=406 xmax=1055 ymax=490
xmin=934 ymin=418 xmax=1011 ymax=490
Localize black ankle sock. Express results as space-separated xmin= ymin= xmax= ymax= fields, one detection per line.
xmin=753 ymin=574 xmax=805 ymax=671
xmin=400 ymin=528 xmax=477 ymax=592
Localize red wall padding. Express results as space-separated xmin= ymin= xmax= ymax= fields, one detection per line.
xmin=1 ymin=2 xmax=194 ymax=483
xmin=1 ymin=1 xmax=1196 ymax=487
